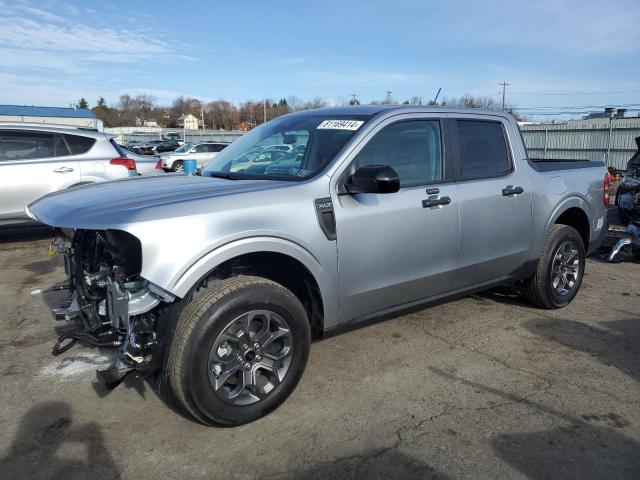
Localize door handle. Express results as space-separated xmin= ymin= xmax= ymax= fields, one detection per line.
xmin=53 ymin=167 xmax=74 ymax=173
xmin=502 ymin=185 xmax=524 ymax=196
xmin=422 ymin=196 xmax=451 ymax=208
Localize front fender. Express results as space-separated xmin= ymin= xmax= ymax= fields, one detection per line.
xmin=164 ymin=236 xmax=338 ymax=330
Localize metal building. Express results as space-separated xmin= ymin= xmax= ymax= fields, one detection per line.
xmin=0 ymin=105 xmax=102 ymax=130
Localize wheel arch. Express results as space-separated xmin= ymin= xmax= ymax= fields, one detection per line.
xmin=554 ymin=207 xmax=590 ymax=248
xmin=169 ymin=237 xmax=335 ymax=335
xmin=547 ymin=196 xmax=592 ymax=248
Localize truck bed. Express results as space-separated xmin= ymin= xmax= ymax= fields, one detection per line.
xmin=528 ymin=158 xmax=605 ymax=172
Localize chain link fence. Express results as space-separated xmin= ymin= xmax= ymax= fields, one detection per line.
xmin=104 ymin=127 xmax=245 ymax=147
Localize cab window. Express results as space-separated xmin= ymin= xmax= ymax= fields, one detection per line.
xmin=353 ymin=120 xmax=442 ymax=187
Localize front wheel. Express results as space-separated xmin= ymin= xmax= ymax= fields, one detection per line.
xmin=524 ymin=225 xmax=586 ymax=309
xmin=167 ymin=276 xmax=310 ymax=426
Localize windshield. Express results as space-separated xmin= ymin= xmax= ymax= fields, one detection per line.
xmin=173 ymin=143 xmax=193 ymax=153
xmin=202 ymin=113 xmax=372 ymax=180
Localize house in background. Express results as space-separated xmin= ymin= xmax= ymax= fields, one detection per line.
xmin=235 ymin=121 xmax=256 ymax=131
xmin=136 ymin=118 xmax=158 ymax=127
xmin=177 ymin=113 xmax=201 ymax=130
xmin=0 ymin=105 xmax=102 ymax=129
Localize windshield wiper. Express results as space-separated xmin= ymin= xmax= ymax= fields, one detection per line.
xmin=208 ymin=171 xmax=242 ymax=180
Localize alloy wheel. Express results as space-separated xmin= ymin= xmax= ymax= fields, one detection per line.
xmin=207 ymin=310 xmax=293 ymax=406
xmin=551 ymin=240 xmax=581 ymax=296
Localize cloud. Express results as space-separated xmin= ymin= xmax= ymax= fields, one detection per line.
xmin=427 ymin=0 xmax=640 ymax=56
xmin=0 ymin=1 xmax=199 ymax=106
xmin=0 ymin=1 xmax=192 ymax=63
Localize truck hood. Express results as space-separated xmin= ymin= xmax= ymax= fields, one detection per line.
xmin=27 ymin=174 xmax=288 ymax=229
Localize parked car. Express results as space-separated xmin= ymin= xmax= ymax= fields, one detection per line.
xmin=159 ymin=142 xmax=229 ymax=172
xmin=152 ymin=141 xmax=180 ymax=155
xmin=29 ymin=106 xmax=608 ymax=426
xmin=130 ymin=140 xmax=168 ymax=155
xmin=0 ymin=124 xmax=137 ymax=226
xmin=124 ymin=140 xmax=145 ymax=151
xmin=163 ymin=132 xmax=185 ymax=145
xmin=116 ymin=143 xmax=165 ymax=175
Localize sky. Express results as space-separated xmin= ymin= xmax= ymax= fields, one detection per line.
xmin=0 ymin=0 xmax=639 ymax=121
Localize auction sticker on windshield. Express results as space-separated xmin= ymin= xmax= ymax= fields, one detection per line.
xmin=317 ymin=120 xmax=364 ymax=130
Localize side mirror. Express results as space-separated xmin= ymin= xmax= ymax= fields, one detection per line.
xmin=344 ymin=165 xmax=400 ymax=194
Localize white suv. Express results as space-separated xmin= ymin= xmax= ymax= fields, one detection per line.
xmin=159 ymin=142 xmax=229 ymax=172
xmin=0 ymin=124 xmax=138 ymax=226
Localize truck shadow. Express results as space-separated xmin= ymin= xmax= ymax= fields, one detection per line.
xmin=265 ymin=450 xmax=450 ymax=480
xmin=523 ymin=317 xmax=640 ymax=384
xmin=493 ymin=424 xmax=640 ymax=480
xmin=0 ymin=401 xmax=121 ymax=480
xmin=429 ymin=368 xmax=640 ymax=480
xmin=91 ymin=374 xmax=196 ymax=423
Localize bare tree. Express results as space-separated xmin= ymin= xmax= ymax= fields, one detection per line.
xmin=206 ymin=100 xmax=239 ymax=130
xmin=303 ymin=97 xmax=329 ymax=110
xmin=286 ymin=96 xmax=303 ymax=111
xmin=118 ymin=94 xmax=156 ymax=126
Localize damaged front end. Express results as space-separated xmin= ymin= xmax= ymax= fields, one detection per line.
xmin=50 ymin=229 xmax=175 ymax=388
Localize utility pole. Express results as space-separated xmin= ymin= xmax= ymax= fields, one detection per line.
xmin=386 ymin=90 xmax=392 ymax=104
xmin=199 ymin=101 xmax=205 ymax=130
xmin=499 ymin=81 xmax=509 ymax=110
xmin=349 ymin=93 xmax=359 ymax=105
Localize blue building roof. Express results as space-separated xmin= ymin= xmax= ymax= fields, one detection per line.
xmin=0 ymin=105 xmax=96 ymax=119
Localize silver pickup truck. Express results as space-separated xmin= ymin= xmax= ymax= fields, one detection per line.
xmin=28 ymin=106 xmax=608 ymax=426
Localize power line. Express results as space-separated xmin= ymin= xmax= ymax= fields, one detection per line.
xmin=511 ymin=89 xmax=640 ymax=96
xmin=517 ymin=103 xmax=640 ymax=111
xmin=518 ymin=110 xmax=640 ymax=116
xmin=506 ymin=67 xmax=640 ymax=85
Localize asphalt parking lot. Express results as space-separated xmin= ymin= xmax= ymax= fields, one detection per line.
xmin=0 ymin=227 xmax=639 ymax=480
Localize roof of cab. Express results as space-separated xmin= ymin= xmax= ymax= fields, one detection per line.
xmin=287 ymin=104 xmax=514 ymax=120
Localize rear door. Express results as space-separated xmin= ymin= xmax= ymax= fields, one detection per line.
xmin=333 ymin=115 xmax=460 ymax=322
xmin=452 ymin=117 xmax=532 ymax=286
xmin=0 ymin=130 xmax=80 ymax=222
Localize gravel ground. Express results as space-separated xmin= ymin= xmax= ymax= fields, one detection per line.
xmin=0 ymin=225 xmax=639 ymax=480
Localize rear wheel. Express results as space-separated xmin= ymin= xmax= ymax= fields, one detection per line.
xmin=172 ymin=160 xmax=184 ymax=173
xmin=524 ymin=225 xmax=585 ymax=309
xmin=167 ymin=276 xmax=310 ymax=426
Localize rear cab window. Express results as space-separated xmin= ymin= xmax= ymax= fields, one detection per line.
xmin=456 ymin=120 xmax=511 ymax=180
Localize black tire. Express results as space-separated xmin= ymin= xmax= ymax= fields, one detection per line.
xmin=524 ymin=225 xmax=586 ymax=309
xmin=167 ymin=276 xmax=310 ymax=426
xmin=171 ymin=160 xmax=184 ymax=173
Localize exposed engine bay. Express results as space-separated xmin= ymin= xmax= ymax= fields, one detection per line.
xmin=51 ymin=229 xmax=175 ymax=388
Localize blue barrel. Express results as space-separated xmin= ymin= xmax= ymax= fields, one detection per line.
xmin=182 ymin=159 xmax=197 ymax=175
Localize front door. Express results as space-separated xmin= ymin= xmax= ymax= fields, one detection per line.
xmin=333 ymin=117 xmax=460 ymax=323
